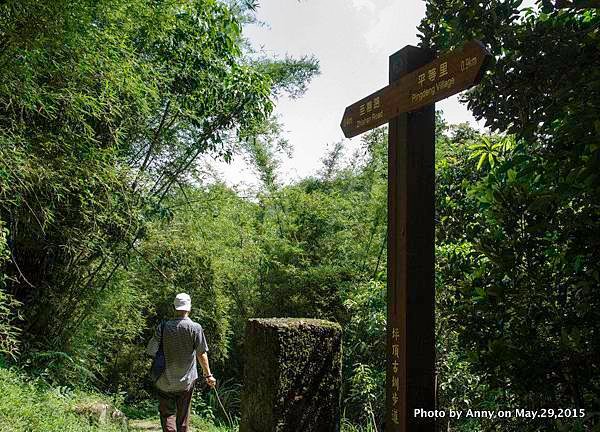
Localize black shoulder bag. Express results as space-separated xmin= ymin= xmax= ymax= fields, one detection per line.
xmin=150 ymin=320 xmax=166 ymax=383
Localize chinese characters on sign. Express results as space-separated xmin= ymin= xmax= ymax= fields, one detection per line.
xmin=391 ymin=326 xmax=401 ymax=425
xmin=342 ymin=96 xmax=383 ymax=129
xmin=417 ymin=61 xmax=449 ymax=87
xmin=360 ymin=96 xmax=381 ymax=115
xmin=355 ymin=96 xmax=383 ymax=129
xmin=412 ymin=56 xmax=479 ymax=104
xmin=340 ymin=40 xmax=490 ymax=138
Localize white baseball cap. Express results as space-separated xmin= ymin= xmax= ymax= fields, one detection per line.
xmin=174 ymin=293 xmax=192 ymax=311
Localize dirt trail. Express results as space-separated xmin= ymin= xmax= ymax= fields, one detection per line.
xmin=129 ymin=420 xmax=162 ymax=431
xmin=129 ymin=419 xmax=200 ymax=431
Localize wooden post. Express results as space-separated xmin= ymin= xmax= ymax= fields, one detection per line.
xmin=340 ymin=37 xmax=489 ymax=432
xmin=386 ymin=46 xmax=436 ymax=432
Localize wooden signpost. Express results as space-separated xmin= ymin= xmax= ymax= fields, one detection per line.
xmin=341 ymin=40 xmax=489 ymax=139
xmin=340 ymin=40 xmax=490 ymax=432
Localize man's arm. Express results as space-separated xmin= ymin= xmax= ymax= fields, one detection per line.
xmin=194 ymin=324 xmax=216 ymax=387
xmin=197 ymin=351 xmax=216 ymax=388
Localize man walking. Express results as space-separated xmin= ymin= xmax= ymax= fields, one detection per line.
xmin=147 ymin=293 xmax=217 ymax=432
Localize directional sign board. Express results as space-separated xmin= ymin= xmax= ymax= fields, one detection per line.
xmin=340 ymin=40 xmax=490 ymax=138
xmin=556 ymin=0 xmax=600 ymax=9
xmin=339 ymin=40 xmax=490 ymax=432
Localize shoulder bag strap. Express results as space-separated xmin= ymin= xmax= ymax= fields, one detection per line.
xmin=159 ymin=320 xmax=166 ymax=351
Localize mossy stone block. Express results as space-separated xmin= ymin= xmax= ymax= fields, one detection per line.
xmin=240 ymin=318 xmax=342 ymax=432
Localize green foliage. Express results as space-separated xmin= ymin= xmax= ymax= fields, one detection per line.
xmin=0 ymin=0 xmax=323 ymax=394
xmin=345 ymin=363 xmax=383 ymax=428
xmin=421 ymin=3 xmax=600 ymax=430
xmin=0 ymin=290 xmax=21 ymax=360
xmin=0 ymin=219 xmax=21 ymax=359
xmin=201 ymin=378 xmax=242 ymax=427
xmin=0 ymin=220 xmax=7 ymax=264
xmin=340 ymin=418 xmax=379 ymax=432
xmin=342 ymin=281 xmax=385 ymax=425
xmin=0 ymin=0 xmax=273 ymax=358
xmin=468 ymin=135 xmax=515 ymax=170
xmin=190 ymin=415 xmax=238 ymax=432
xmin=0 ymin=366 xmax=125 ymax=432
xmin=343 ymin=280 xmax=386 ymax=368
xmin=2 ymin=1 xmax=597 ymax=430
xmin=255 ymin=55 xmax=321 ymax=99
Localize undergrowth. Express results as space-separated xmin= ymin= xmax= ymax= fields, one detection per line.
xmin=0 ymin=366 xmax=124 ymax=432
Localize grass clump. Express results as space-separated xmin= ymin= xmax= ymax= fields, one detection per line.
xmin=0 ymin=366 xmax=125 ymax=432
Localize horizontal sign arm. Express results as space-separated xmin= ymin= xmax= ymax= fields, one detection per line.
xmin=340 ymin=40 xmax=491 ymax=138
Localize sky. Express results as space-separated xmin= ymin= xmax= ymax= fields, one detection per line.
xmin=213 ymin=0 xmax=536 ymax=188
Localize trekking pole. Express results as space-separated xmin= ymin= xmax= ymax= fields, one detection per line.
xmin=211 ymin=384 xmax=234 ymax=427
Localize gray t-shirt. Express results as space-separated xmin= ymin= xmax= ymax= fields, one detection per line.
xmin=146 ymin=317 xmax=209 ymax=392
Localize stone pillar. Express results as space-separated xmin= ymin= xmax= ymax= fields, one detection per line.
xmin=240 ymin=318 xmax=342 ymax=432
